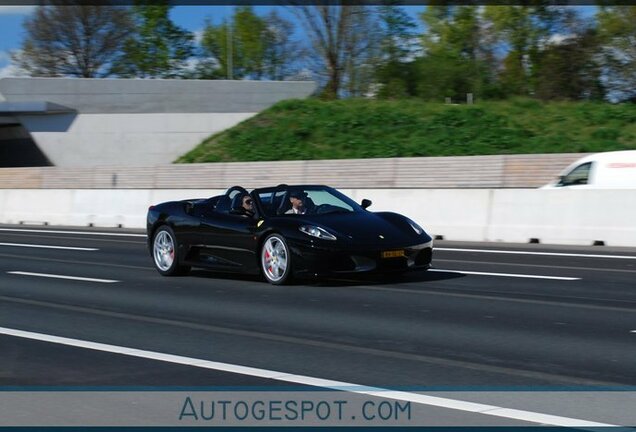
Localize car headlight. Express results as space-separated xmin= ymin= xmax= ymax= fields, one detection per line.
xmin=299 ymin=225 xmax=336 ymax=241
xmin=407 ymin=219 xmax=424 ymax=235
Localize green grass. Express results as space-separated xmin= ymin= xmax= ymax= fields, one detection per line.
xmin=176 ymin=98 xmax=636 ymax=163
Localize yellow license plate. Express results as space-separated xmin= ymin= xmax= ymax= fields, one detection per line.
xmin=382 ymin=250 xmax=405 ymax=258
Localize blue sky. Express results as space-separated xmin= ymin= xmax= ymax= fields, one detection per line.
xmin=0 ymin=5 xmax=427 ymax=77
xmin=0 ymin=5 xmax=596 ymax=78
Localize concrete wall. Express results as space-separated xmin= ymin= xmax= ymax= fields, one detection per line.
xmin=1 ymin=188 xmax=635 ymax=247
xmin=0 ymin=78 xmax=317 ymax=167
xmin=0 ymin=78 xmax=317 ymax=114
xmin=17 ymin=113 xmax=255 ymax=166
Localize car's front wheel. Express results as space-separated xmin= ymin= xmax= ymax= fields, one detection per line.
xmin=260 ymin=234 xmax=292 ymax=285
xmin=152 ymin=226 xmax=190 ymax=276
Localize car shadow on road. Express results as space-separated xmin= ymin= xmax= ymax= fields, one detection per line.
xmin=188 ymin=269 xmax=264 ymax=283
xmin=186 ymin=268 xmax=464 ymax=287
xmin=303 ymin=269 xmax=465 ymax=288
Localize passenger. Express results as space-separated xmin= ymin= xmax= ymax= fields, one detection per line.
xmin=285 ymin=191 xmax=308 ymax=215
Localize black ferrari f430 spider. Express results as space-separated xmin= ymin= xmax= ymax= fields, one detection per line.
xmin=147 ymin=185 xmax=433 ymax=284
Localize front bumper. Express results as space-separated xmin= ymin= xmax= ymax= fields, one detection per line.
xmin=289 ymin=239 xmax=433 ymax=277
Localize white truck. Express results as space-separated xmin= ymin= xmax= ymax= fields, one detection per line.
xmin=543 ymin=150 xmax=636 ymax=189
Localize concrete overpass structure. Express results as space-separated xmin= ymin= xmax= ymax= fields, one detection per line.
xmin=0 ymin=78 xmax=316 ymax=167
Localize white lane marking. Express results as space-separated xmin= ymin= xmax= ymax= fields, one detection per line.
xmin=630 ymin=330 xmax=636 ymax=333
xmin=437 ymin=248 xmax=636 ymax=260
xmin=0 ymin=228 xmax=146 ymax=238
xmin=7 ymin=271 xmax=119 ymax=284
xmin=429 ymin=269 xmax=580 ymax=281
xmin=0 ymin=242 xmax=98 ymax=251
xmin=0 ymin=326 xmax=616 ymax=428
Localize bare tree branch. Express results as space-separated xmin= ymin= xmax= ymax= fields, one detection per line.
xmin=16 ymin=0 xmax=133 ymax=78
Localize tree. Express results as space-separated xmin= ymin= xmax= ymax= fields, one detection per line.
xmin=375 ymin=2 xmax=418 ymax=98
xmin=379 ymin=2 xmax=417 ymax=64
xmin=233 ymin=6 xmax=267 ymax=79
xmin=112 ymin=0 xmax=194 ymax=78
xmin=597 ymin=6 xmax=636 ymax=101
xmin=14 ymin=0 xmax=132 ymax=78
xmin=199 ymin=18 xmax=232 ymax=78
xmin=416 ymin=52 xmax=492 ymax=102
xmin=533 ymin=29 xmax=604 ymax=100
xmin=529 ymin=10 xmax=604 ymax=102
xmin=422 ymin=6 xmax=484 ymax=61
xmin=291 ymin=4 xmax=378 ymax=99
xmin=483 ymin=5 xmax=572 ymax=96
xmin=418 ymin=6 xmax=495 ymax=101
xmin=263 ymin=10 xmax=303 ymax=81
xmin=342 ymin=7 xmax=382 ymax=97
xmin=200 ymin=6 xmax=299 ymax=80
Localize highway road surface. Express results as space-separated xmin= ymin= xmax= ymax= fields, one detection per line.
xmin=1 ymin=224 xmax=635 ymax=427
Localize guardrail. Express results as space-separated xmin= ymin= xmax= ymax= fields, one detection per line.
xmin=0 ymin=153 xmax=584 ymax=189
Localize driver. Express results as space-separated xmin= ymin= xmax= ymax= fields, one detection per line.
xmin=286 ymin=191 xmax=308 ymax=215
xmin=241 ymin=194 xmax=255 ymax=217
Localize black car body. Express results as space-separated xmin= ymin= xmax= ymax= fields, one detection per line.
xmin=147 ymin=185 xmax=433 ymax=284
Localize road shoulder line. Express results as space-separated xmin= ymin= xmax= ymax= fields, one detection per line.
xmin=0 ymin=326 xmax=616 ymax=428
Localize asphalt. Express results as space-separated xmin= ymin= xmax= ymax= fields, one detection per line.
xmin=1 ymin=224 xmax=636 ymax=425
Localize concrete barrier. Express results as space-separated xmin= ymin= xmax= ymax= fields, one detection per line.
xmin=487 ymin=189 xmax=636 ymax=246
xmin=2 ymin=188 xmax=635 ymax=247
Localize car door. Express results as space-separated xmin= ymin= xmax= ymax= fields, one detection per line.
xmin=196 ymin=209 xmax=260 ymax=273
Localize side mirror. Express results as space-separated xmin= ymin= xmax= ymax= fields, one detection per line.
xmin=361 ymin=199 xmax=372 ymax=209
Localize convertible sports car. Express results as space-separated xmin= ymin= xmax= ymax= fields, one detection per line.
xmin=147 ymin=185 xmax=433 ymax=285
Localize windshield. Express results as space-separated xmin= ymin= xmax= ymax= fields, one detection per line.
xmin=254 ymin=186 xmax=363 ymax=217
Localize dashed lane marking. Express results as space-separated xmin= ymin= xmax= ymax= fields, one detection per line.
xmin=0 ymin=242 xmax=98 ymax=251
xmin=0 ymin=228 xmax=146 ymax=237
xmin=437 ymin=248 xmax=636 ymax=260
xmin=429 ymin=269 xmax=580 ymax=281
xmin=7 ymin=271 xmax=119 ymax=284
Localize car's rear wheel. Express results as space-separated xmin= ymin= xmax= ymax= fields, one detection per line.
xmin=152 ymin=226 xmax=190 ymax=276
xmin=261 ymin=234 xmax=292 ymax=285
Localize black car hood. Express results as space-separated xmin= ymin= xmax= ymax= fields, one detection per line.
xmin=296 ymin=211 xmax=422 ymax=246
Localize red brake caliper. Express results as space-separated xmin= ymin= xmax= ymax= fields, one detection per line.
xmin=265 ymin=250 xmax=272 ymax=272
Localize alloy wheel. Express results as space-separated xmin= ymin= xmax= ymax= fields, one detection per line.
xmin=261 ymin=235 xmax=289 ymax=283
xmin=153 ymin=230 xmax=175 ymax=272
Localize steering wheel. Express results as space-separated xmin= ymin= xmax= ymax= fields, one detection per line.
xmin=314 ymin=204 xmax=330 ymax=214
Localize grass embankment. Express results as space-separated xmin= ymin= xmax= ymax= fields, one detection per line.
xmin=177 ymin=98 xmax=636 ymax=163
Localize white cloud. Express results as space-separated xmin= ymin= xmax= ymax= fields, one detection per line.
xmin=0 ymin=50 xmax=28 ymax=78
xmin=184 ymin=56 xmax=202 ymax=71
xmin=0 ymin=63 xmax=28 ymax=78
xmin=548 ymin=33 xmax=576 ymax=45
xmin=0 ymin=6 xmax=35 ymax=15
xmin=193 ymin=29 xmax=205 ymax=45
